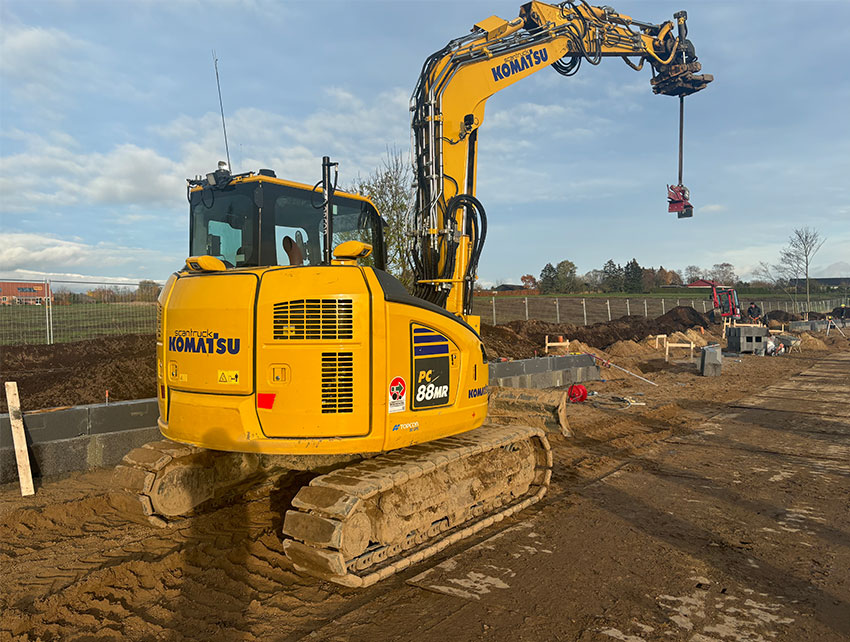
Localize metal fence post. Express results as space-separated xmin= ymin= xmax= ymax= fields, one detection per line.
xmin=644 ymin=299 xmax=648 ymax=316
xmin=626 ymin=299 xmax=630 ymax=316
xmin=676 ymin=299 xmax=680 ymax=307
xmin=661 ymin=299 xmax=665 ymax=314
xmin=606 ymin=299 xmax=611 ymax=321
xmin=524 ymin=297 xmax=529 ymax=320
xmin=44 ymin=279 xmax=50 ymax=345
xmin=555 ymin=298 xmax=560 ymax=323
xmin=582 ymin=299 xmax=587 ymax=325
xmin=491 ymin=296 xmax=496 ymax=325
xmin=690 ymin=300 xmax=694 ymax=309
xmin=702 ymin=301 xmax=706 ymax=313
xmin=761 ymin=301 xmax=765 ymax=315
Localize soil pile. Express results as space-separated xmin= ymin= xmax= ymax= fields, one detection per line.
xmin=480 ymin=324 xmax=539 ymax=360
xmin=1 ymin=334 xmax=156 ymax=413
xmin=498 ymin=306 xmax=710 ymax=354
xmin=766 ymin=310 xmax=802 ymax=323
xmin=798 ymin=332 xmax=829 ymax=351
xmin=831 ymin=306 xmax=849 ymax=318
xmin=606 ymin=340 xmax=651 ymax=358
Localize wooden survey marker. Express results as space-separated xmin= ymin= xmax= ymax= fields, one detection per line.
xmin=5 ymin=381 xmax=34 ymax=496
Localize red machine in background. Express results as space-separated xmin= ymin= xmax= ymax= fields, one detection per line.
xmin=710 ymin=284 xmax=740 ymax=322
xmin=687 ymin=279 xmax=740 ymax=322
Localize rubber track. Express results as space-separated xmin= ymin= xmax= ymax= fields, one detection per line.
xmin=283 ymin=423 xmax=552 ymax=587
xmin=109 ymin=440 xmax=201 ymax=527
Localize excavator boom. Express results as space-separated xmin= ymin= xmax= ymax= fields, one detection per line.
xmin=409 ymin=1 xmax=712 ymax=317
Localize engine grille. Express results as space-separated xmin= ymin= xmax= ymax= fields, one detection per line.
xmin=321 ymin=352 xmax=354 ymax=414
xmin=273 ymin=299 xmax=353 ymax=340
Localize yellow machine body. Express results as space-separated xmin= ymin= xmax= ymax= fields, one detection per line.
xmin=157 ymin=248 xmax=489 ymax=457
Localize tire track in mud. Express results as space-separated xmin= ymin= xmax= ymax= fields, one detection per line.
xmin=1 ymin=407 xmax=690 ymax=642
xmin=1 ymin=475 xmax=359 ymax=642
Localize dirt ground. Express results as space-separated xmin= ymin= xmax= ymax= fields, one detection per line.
xmin=1 ymin=332 xmax=848 ymax=641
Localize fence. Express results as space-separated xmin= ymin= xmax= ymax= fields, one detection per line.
xmin=1 ymin=279 xmax=161 ymax=347
xmin=1 ymin=277 xmax=844 ymax=347
xmin=471 ymin=295 xmax=844 ymax=326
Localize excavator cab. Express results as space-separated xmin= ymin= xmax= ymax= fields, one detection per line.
xmin=188 ymin=167 xmax=386 ymax=270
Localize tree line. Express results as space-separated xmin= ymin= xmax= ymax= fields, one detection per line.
xmin=52 ymin=280 xmax=162 ymax=304
xmin=523 ymin=260 xmax=739 ymax=295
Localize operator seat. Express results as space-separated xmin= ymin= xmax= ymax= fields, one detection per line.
xmin=283 ymin=235 xmax=304 ymax=267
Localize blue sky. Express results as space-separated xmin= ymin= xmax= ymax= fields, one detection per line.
xmin=1 ymin=0 xmax=848 ymax=286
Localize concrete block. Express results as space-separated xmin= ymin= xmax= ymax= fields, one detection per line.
xmin=699 ymin=346 xmax=722 ymax=377
xmin=0 ymin=406 xmax=88 ymax=448
xmin=0 ymin=426 xmax=161 ymax=484
xmin=89 ymin=399 xmax=159 ymax=435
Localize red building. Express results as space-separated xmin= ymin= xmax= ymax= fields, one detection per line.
xmin=0 ymin=281 xmax=53 ymax=305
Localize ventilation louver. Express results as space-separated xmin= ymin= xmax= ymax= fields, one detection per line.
xmin=321 ymin=352 xmax=354 ymax=413
xmin=273 ymin=299 xmax=353 ymax=340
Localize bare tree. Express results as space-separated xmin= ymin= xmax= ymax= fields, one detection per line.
xmin=684 ymin=265 xmax=702 ymax=283
xmin=783 ymin=227 xmax=825 ymax=316
xmin=351 ymin=147 xmax=414 ymax=288
xmin=753 ymin=260 xmax=800 ymax=312
xmin=709 ymin=262 xmax=737 ymax=285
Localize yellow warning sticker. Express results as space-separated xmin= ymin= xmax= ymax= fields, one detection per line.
xmin=217 ymin=370 xmax=240 ymax=384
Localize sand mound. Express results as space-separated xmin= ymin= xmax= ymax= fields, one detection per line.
xmin=684 ymin=328 xmax=709 ymax=347
xmin=798 ymin=332 xmax=828 ymax=351
xmin=606 ymin=340 xmax=651 ymax=357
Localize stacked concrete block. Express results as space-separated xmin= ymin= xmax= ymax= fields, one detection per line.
xmin=488 ymin=354 xmax=600 ymax=388
xmin=726 ymin=326 xmax=770 ymax=355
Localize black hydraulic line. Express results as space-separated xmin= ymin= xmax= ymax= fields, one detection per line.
xmin=678 ymin=95 xmax=684 ymax=185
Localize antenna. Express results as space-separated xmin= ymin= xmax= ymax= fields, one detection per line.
xmin=212 ymin=50 xmax=231 ymax=170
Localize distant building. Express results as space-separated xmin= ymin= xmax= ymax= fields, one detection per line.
xmin=493 ymin=284 xmax=525 ymax=292
xmin=0 ymin=281 xmax=53 ymax=305
xmin=687 ymin=279 xmax=724 ymax=288
xmin=790 ymin=277 xmax=850 ymax=289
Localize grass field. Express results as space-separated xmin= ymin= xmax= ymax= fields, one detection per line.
xmin=1 ymin=302 xmax=156 ymax=346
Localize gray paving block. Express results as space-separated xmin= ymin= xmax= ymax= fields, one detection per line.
xmin=89 ymin=399 xmax=159 ymax=435
xmin=0 ymin=407 xmax=88 ymax=448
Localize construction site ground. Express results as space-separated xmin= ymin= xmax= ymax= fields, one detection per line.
xmin=2 ymin=328 xmax=848 ymax=641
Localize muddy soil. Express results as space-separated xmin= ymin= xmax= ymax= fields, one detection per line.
xmin=0 ymin=335 xmax=156 ymax=413
xmin=2 ymin=338 xmax=848 ymax=641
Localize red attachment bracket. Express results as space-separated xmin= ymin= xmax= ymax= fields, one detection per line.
xmin=667 ymin=184 xmax=694 ymax=218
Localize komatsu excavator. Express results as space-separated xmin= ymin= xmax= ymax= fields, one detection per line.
xmin=112 ymin=1 xmax=711 ymax=587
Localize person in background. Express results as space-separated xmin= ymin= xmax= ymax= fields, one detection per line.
xmin=747 ymin=301 xmax=762 ymax=323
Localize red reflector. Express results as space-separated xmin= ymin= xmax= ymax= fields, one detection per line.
xmin=160 ymin=385 xmax=165 ymax=398
xmin=257 ymin=393 xmax=276 ymax=409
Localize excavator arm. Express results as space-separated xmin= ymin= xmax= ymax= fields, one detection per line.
xmin=409 ymin=0 xmax=712 ymax=319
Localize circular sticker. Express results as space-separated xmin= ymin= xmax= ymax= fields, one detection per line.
xmin=389 ymin=376 xmax=406 ymax=400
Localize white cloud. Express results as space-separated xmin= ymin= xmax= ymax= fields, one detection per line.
xmin=0 ymin=26 xmax=95 ymax=105
xmin=0 ymin=134 xmax=183 ymax=211
xmin=0 ymin=232 xmax=169 ymax=275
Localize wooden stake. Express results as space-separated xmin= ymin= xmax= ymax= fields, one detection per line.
xmin=4 ymin=382 xmax=34 ymax=496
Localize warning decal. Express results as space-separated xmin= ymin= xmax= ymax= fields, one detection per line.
xmin=388 ymin=376 xmax=406 ymax=414
xmin=217 ymin=370 xmax=240 ymax=384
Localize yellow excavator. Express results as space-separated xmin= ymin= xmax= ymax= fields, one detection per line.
xmin=112 ymin=1 xmax=711 ymax=587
